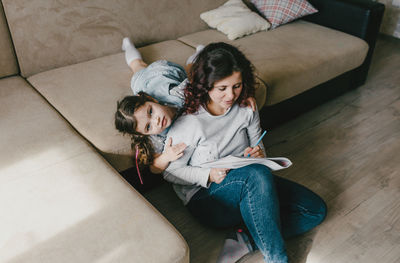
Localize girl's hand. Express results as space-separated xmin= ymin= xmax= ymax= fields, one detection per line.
xmin=209 ymin=168 xmax=230 ymax=184
xmin=243 ymin=146 xmax=265 ymax=158
xmin=245 ymin=97 xmax=257 ymax=112
xmin=163 ymin=138 xmax=187 ymax=162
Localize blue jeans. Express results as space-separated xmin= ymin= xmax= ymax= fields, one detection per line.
xmin=186 ymin=164 xmax=327 ymax=263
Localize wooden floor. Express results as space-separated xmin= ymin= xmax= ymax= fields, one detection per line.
xmin=264 ymin=34 xmax=400 ymax=263
xmin=145 ymin=34 xmax=400 ymax=263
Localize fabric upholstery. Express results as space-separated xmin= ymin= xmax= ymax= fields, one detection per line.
xmin=254 ymin=76 xmax=267 ymax=110
xmin=0 ymin=76 xmax=189 ymax=263
xmin=28 ymin=40 xmax=196 ymax=172
xmin=178 ymin=20 xmax=369 ymax=106
xmin=200 ymin=0 xmax=270 ymax=40
xmin=1 ymin=0 xmax=227 ymax=77
xmin=144 ymin=183 xmax=228 ymax=263
xmin=251 ymin=0 xmax=317 ymax=29
xmin=0 ymin=2 xmax=18 ymax=78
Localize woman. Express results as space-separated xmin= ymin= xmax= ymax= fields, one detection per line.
xmin=164 ymin=42 xmax=327 ymax=263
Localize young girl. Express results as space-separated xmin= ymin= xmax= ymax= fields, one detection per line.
xmin=115 ymin=38 xmax=256 ymax=174
xmin=164 ymin=42 xmax=327 ymax=263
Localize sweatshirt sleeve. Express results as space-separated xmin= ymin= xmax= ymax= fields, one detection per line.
xmin=163 ymin=116 xmax=211 ymax=188
xmin=247 ymin=108 xmax=266 ymax=156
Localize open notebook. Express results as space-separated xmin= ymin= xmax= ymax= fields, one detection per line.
xmin=201 ymin=155 xmax=292 ymax=171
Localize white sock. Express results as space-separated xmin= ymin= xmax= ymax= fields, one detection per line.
xmin=216 ymin=230 xmax=253 ymax=263
xmin=122 ymin=37 xmax=142 ymax=66
xmin=186 ymin=44 xmax=205 ymax=65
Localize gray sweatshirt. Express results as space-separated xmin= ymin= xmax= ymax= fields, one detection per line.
xmin=163 ymin=104 xmax=264 ymax=205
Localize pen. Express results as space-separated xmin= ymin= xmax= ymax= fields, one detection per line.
xmin=248 ymin=130 xmax=267 ymax=157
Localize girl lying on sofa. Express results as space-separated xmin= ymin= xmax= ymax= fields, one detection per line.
xmin=115 ymin=38 xmax=257 ymax=174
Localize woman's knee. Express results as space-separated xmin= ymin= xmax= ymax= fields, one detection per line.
xmin=243 ymin=164 xmax=274 ymax=189
xmin=314 ymin=196 xmax=328 ymax=225
xmin=277 ymin=176 xmax=327 ymax=224
xmin=302 ymin=191 xmax=327 ymax=227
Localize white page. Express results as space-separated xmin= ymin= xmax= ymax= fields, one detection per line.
xmin=201 ymin=155 xmax=292 ymax=171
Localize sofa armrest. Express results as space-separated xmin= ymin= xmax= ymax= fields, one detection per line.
xmin=304 ymin=0 xmax=385 ymax=85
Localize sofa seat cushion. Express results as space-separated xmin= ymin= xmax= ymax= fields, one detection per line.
xmin=0 ymin=76 xmax=189 ymax=263
xmin=0 ymin=3 xmax=18 ymax=78
xmin=178 ymin=20 xmax=369 ymax=106
xmin=27 ymin=40 xmax=196 ymax=172
xmin=144 ymin=183 xmax=228 ymax=262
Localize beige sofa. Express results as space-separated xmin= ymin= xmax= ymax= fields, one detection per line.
xmin=0 ymin=0 xmax=384 ymax=262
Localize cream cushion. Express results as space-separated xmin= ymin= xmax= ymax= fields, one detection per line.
xmin=27 ymin=40 xmax=196 ymax=172
xmin=178 ymin=20 xmax=369 ymax=105
xmin=0 ymin=76 xmax=189 ymax=263
xmin=200 ymin=0 xmax=270 ymax=40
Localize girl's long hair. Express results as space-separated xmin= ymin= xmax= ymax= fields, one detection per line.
xmin=115 ymin=92 xmax=156 ymax=167
xmin=185 ymin=42 xmax=255 ymax=114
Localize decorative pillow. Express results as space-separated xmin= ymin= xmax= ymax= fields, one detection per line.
xmin=200 ymin=0 xmax=270 ymax=40
xmin=250 ymin=0 xmax=318 ymax=29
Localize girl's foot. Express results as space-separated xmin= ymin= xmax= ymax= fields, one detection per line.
xmin=122 ymin=37 xmax=142 ymax=66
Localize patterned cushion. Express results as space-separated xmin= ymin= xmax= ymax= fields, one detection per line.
xmin=250 ymin=0 xmax=317 ymax=29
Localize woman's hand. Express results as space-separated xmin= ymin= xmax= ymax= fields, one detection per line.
xmin=243 ymin=146 xmax=265 ymax=158
xmin=209 ymin=168 xmax=230 ymax=184
xmin=245 ymin=97 xmax=257 ymax=112
xmin=163 ymin=138 xmax=187 ymax=162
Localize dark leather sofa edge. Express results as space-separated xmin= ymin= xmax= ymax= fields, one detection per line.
xmin=305 ymin=0 xmax=385 ymax=85
xmin=260 ymin=0 xmax=385 ymax=130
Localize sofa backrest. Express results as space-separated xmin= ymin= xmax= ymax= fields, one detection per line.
xmin=2 ymin=0 xmax=226 ymax=77
xmin=0 ymin=2 xmax=18 ymax=78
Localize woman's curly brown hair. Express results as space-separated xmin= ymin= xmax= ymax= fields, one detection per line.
xmin=184 ymin=42 xmax=255 ymax=114
xmin=115 ymin=92 xmax=157 ymax=167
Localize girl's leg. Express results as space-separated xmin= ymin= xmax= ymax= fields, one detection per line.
xmin=275 ymin=176 xmax=327 ymax=239
xmin=187 ymin=164 xmax=288 ymax=263
xmin=185 ymin=44 xmax=205 ymax=65
xmin=122 ymin=37 xmax=148 ymax=74
xmin=123 ymin=38 xmax=203 ymax=74
xmin=129 ymin=59 xmax=148 ymax=75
